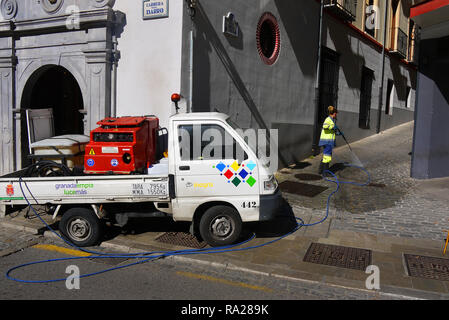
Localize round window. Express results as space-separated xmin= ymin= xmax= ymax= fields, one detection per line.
xmin=41 ymin=0 xmax=63 ymax=13
xmin=256 ymin=12 xmax=280 ymax=65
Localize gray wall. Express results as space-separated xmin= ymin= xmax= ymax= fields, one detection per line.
xmin=411 ymin=36 xmax=449 ymax=179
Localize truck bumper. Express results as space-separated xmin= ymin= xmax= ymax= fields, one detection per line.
xmin=259 ymin=188 xmax=282 ymax=221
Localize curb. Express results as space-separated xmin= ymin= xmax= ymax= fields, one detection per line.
xmin=0 ymin=220 xmax=42 ymax=235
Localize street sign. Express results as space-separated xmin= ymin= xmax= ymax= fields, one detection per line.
xmin=143 ymin=0 xmax=169 ymax=20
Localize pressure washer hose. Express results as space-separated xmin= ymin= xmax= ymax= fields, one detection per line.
xmin=6 ymin=164 xmax=370 ymax=284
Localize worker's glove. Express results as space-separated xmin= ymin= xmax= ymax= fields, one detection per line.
xmin=335 ymin=127 xmax=343 ymax=136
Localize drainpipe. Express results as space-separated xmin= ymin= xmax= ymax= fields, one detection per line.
xmin=188 ymin=29 xmax=193 ymax=113
xmin=376 ymin=0 xmax=389 ymax=134
xmin=111 ymin=33 xmax=118 ymax=118
xmin=312 ymin=0 xmax=324 ymax=155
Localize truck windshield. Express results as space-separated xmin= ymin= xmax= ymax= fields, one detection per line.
xmin=225 ymin=118 xmax=259 ymax=157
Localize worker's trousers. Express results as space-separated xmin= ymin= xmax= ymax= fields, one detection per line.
xmin=322 ymin=144 xmax=333 ymax=164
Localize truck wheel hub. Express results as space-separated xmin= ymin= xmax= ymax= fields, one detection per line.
xmin=211 ymin=217 xmax=232 ymax=237
xmin=68 ymin=218 xmax=91 ymax=240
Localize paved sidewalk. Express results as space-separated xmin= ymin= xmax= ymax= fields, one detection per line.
xmin=2 ymin=121 xmax=449 ymax=299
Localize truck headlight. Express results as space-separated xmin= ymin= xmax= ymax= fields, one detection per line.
xmin=264 ymin=175 xmax=278 ymax=191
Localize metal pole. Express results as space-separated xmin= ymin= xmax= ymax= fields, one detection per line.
xmin=377 ymin=0 xmax=389 ymax=134
xmin=188 ymin=30 xmax=194 ymax=113
xmin=312 ymin=0 xmax=324 ymax=155
xmin=111 ymin=33 xmax=118 ymax=118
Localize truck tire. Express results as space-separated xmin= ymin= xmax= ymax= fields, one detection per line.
xmin=59 ymin=207 xmax=103 ymax=247
xmin=199 ymin=205 xmax=242 ymax=247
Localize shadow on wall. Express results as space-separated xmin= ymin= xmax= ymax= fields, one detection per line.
xmin=273 ymin=0 xmax=319 ymax=78
xmin=194 ymin=1 xmax=268 ymax=130
xmin=193 ymin=1 xmax=290 ymax=167
xmin=389 ymin=57 xmax=409 ymax=103
xmin=408 ymin=66 xmax=417 ymax=90
xmin=327 ymin=18 xmax=367 ymax=90
xmin=192 ymin=20 xmax=212 ymax=112
xmin=433 ymin=38 xmax=449 ymax=104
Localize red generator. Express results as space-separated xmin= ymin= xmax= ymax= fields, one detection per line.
xmin=84 ymin=116 xmax=159 ymax=174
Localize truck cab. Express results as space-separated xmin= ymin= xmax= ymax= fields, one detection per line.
xmin=167 ymin=112 xmax=281 ymax=246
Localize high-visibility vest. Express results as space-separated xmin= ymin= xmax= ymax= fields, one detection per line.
xmin=319 ymin=116 xmax=336 ymax=146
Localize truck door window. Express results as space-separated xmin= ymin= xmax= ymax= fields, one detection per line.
xmin=178 ymin=124 xmax=247 ymax=161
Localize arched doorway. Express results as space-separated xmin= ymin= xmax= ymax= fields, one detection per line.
xmin=20 ymin=65 xmax=85 ymax=167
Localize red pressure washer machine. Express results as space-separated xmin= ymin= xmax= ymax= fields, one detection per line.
xmin=84 ymin=116 xmax=159 ymax=174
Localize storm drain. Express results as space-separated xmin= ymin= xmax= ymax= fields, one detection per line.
xmin=404 ymin=254 xmax=449 ymax=281
xmin=279 ymin=181 xmax=328 ymax=198
xmin=303 ymin=243 xmax=372 ymax=271
xmin=155 ymin=232 xmax=207 ymax=249
xmin=295 ymin=173 xmax=323 ymax=181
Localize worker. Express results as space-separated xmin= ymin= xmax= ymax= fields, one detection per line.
xmin=318 ymin=106 xmax=341 ymax=175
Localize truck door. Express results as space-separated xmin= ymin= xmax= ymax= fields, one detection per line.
xmin=173 ymin=121 xmax=260 ymax=218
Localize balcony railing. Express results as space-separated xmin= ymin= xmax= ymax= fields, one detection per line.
xmin=324 ymin=0 xmax=357 ymax=22
xmin=408 ymin=25 xmax=420 ymax=65
xmin=390 ymin=27 xmax=408 ymax=59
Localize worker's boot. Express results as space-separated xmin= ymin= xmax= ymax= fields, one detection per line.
xmin=322 ymin=163 xmax=330 ymax=177
xmin=318 ymin=162 xmax=324 ymax=175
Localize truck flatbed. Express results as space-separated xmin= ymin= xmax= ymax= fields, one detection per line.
xmin=0 ymin=172 xmax=170 ymax=217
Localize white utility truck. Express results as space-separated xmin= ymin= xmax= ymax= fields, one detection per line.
xmin=0 ymin=111 xmax=281 ymax=247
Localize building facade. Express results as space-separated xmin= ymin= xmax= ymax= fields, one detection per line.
xmin=183 ymin=0 xmax=419 ymax=166
xmin=0 ymin=0 xmax=418 ymax=175
xmin=410 ymin=0 xmax=449 ymax=179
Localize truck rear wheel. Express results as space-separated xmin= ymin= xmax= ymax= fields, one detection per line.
xmin=199 ymin=206 xmax=242 ymax=247
xmin=59 ymin=207 xmax=103 ymax=247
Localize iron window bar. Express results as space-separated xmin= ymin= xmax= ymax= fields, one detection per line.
xmin=323 ymin=0 xmax=357 ymax=22
xmin=390 ymin=27 xmax=408 ymax=59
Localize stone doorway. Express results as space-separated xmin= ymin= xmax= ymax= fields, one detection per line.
xmin=20 ymin=65 xmax=85 ymax=167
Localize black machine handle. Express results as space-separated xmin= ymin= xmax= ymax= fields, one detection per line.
xmin=179 ymin=166 xmax=190 ymax=171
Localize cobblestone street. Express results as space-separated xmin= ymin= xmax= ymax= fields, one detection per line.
xmin=277 ymin=122 xmax=449 ymax=242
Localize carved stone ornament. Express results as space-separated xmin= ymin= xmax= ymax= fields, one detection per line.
xmin=41 ymin=0 xmax=64 ymax=14
xmin=1 ymin=0 xmax=17 ymax=20
xmin=91 ymin=0 xmax=116 ymax=8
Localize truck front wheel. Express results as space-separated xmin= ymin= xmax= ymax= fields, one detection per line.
xmin=59 ymin=207 xmax=103 ymax=247
xmin=199 ymin=206 xmax=242 ymax=247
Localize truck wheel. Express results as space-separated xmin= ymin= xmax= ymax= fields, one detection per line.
xmin=59 ymin=207 xmax=103 ymax=247
xmin=199 ymin=206 xmax=242 ymax=247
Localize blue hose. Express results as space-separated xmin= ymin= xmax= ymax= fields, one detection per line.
xmin=6 ymin=165 xmax=370 ymax=284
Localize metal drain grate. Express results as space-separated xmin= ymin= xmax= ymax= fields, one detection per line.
xmin=295 ymin=173 xmax=323 ymax=181
xmin=279 ymin=181 xmax=328 ymax=198
xmin=404 ymin=254 xmax=449 ymax=281
xmin=155 ymin=232 xmax=207 ymax=249
xmin=303 ymin=243 xmax=372 ymax=271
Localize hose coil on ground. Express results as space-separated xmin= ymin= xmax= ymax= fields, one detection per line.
xmin=6 ymin=164 xmax=370 ymax=284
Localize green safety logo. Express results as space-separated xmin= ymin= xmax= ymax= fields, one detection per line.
xmin=213 ymin=160 xmax=257 ymax=187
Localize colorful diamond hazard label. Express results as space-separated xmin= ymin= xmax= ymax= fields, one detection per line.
xmin=215 ymin=161 xmax=257 ymax=187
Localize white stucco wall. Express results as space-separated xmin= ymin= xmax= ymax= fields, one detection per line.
xmin=114 ymin=0 xmax=184 ymax=127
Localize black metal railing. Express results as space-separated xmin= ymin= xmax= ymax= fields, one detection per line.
xmin=324 ymin=0 xmax=357 ymax=22
xmin=391 ymin=27 xmax=408 ymax=58
xmin=408 ymin=25 xmax=420 ymax=64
